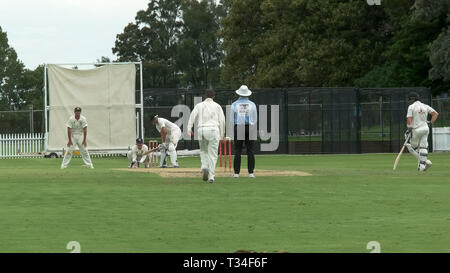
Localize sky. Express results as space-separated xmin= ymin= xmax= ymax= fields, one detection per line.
xmin=0 ymin=0 xmax=150 ymax=70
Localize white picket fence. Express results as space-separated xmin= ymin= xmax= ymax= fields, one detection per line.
xmin=0 ymin=133 xmax=44 ymax=159
xmin=433 ymin=127 xmax=450 ymax=151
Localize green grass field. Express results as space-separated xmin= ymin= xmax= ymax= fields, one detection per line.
xmin=1 ymin=152 xmax=450 ymax=253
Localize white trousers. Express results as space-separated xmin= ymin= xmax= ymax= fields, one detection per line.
xmin=162 ymin=128 xmax=181 ymax=166
xmin=406 ymin=126 xmax=429 ymax=170
xmin=61 ymin=134 xmax=93 ymax=168
xmin=410 ymin=126 xmax=429 ymax=149
xmin=198 ymin=127 xmax=220 ymax=180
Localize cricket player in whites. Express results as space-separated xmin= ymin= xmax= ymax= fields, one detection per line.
xmin=405 ymin=92 xmax=439 ymax=172
xmin=150 ymin=114 xmax=181 ymax=168
xmin=61 ymin=107 xmax=94 ymax=169
xmin=128 ymin=138 xmax=149 ymax=168
xmin=187 ymin=89 xmax=226 ymax=183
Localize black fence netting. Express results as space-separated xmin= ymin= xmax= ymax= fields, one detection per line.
xmin=0 ymin=110 xmax=44 ymax=134
xmin=141 ymin=87 xmax=432 ymax=154
xmin=2 ymin=87 xmax=439 ymax=154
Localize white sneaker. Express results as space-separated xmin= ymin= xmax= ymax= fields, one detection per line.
xmin=249 ymin=173 xmax=255 ymax=178
xmin=232 ymin=174 xmax=239 ymax=178
xmin=85 ymin=164 xmax=94 ymax=169
xmin=61 ymin=165 xmax=67 ymax=169
xmin=424 ymin=160 xmax=432 ymax=171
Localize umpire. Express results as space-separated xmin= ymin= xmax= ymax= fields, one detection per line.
xmin=231 ymin=85 xmax=257 ymax=178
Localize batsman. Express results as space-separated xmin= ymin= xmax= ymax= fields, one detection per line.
xmin=404 ymin=92 xmax=439 ymax=172
xmin=150 ymin=114 xmax=181 ymax=168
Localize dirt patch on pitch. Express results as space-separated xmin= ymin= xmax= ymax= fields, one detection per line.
xmin=113 ymin=167 xmax=311 ymax=178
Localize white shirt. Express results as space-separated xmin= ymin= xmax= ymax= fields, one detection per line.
xmin=130 ymin=144 xmax=149 ymax=162
xmin=407 ymin=101 xmax=436 ymax=129
xmin=66 ymin=115 xmax=88 ymax=135
xmin=155 ymin=117 xmax=180 ymax=136
xmin=188 ymin=98 xmax=225 ymax=137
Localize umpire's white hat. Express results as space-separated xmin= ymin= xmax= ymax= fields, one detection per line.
xmin=235 ymin=85 xmax=252 ymax=97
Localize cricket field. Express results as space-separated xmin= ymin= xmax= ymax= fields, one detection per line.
xmin=1 ymin=153 xmax=449 ymax=253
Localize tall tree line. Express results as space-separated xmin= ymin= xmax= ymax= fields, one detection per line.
xmin=1 ymin=0 xmax=448 ymax=115
xmin=112 ymin=0 xmax=448 ymax=93
xmin=220 ymin=0 xmax=449 ymax=93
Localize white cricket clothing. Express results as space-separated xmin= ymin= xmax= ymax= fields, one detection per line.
xmin=65 ymin=115 xmax=88 ymax=135
xmin=187 ymin=98 xmax=226 ymax=138
xmin=155 ymin=117 xmax=181 ymax=166
xmin=61 ymin=114 xmax=93 ymax=168
xmin=155 ymin=118 xmax=180 ymax=137
xmin=407 ymin=101 xmax=436 ymax=130
xmin=410 ymin=126 xmax=429 ymax=149
xmin=406 ymin=101 xmax=436 ymax=171
xmin=164 ymin=125 xmax=182 ymax=145
xmin=61 ymin=134 xmax=93 ymax=168
xmin=128 ymin=144 xmax=149 ymax=163
xmin=188 ymin=98 xmax=225 ymax=180
xmin=198 ymin=127 xmax=220 ymax=180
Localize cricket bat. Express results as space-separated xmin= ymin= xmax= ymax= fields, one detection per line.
xmin=393 ymin=134 xmax=411 ymax=170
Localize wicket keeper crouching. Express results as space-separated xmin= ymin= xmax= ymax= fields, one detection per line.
xmin=404 ymin=92 xmax=439 ymax=172
xmin=128 ymin=138 xmax=150 ymax=168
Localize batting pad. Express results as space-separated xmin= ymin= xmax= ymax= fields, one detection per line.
xmin=47 ymin=64 xmax=136 ymax=151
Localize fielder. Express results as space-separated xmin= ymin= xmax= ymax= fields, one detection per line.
xmin=61 ymin=107 xmax=94 ymax=169
xmin=128 ymin=138 xmax=150 ymax=168
xmin=404 ymin=92 xmax=439 ymax=172
xmin=187 ymin=89 xmax=226 ymax=183
xmin=150 ymin=114 xmax=181 ymax=168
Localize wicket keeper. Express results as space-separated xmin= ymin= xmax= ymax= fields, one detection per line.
xmin=150 ymin=114 xmax=181 ymax=168
xmin=405 ymin=92 xmax=439 ymax=172
xmin=128 ymin=138 xmax=150 ymax=168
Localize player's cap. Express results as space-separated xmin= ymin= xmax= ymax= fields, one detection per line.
xmin=150 ymin=113 xmax=158 ymax=121
xmin=136 ymin=138 xmax=143 ymax=144
xmin=74 ymin=107 xmax=82 ymax=112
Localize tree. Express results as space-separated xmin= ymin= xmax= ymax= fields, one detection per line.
xmin=220 ymin=0 xmax=387 ymax=88
xmin=177 ymin=0 xmax=224 ymax=88
xmin=113 ymin=0 xmax=183 ymax=88
xmin=96 ymin=56 xmax=112 ymax=63
xmin=355 ymin=0 xmax=449 ymax=93
xmin=21 ymin=66 xmax=44 ymax=110
xmin=429 ymin=27 xmax=450 ymax=82
xmin=0 ymin=26 xmax=25 ymax=110
xmin=412 ymin=0 xmax=449 ymax=93
xmin=220 ymin=0 xmax=266 ymax=88
xmin=113 ymin=0 xmax=225 ymax=89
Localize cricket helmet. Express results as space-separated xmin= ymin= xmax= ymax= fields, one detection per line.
xmin=407 ymin=92 xmax=420 ymax=104
xmin=150 ymin=113 xmax=159 ymax=121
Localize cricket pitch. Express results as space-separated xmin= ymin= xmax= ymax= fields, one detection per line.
xmin=113 ymin=167 xmax=312 ymax=178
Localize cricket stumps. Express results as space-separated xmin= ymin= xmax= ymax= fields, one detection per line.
xmin=219 ymin=137 xmax=232 ymax=172
xmin=148 ymin=140 xmax=159 ymax=168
